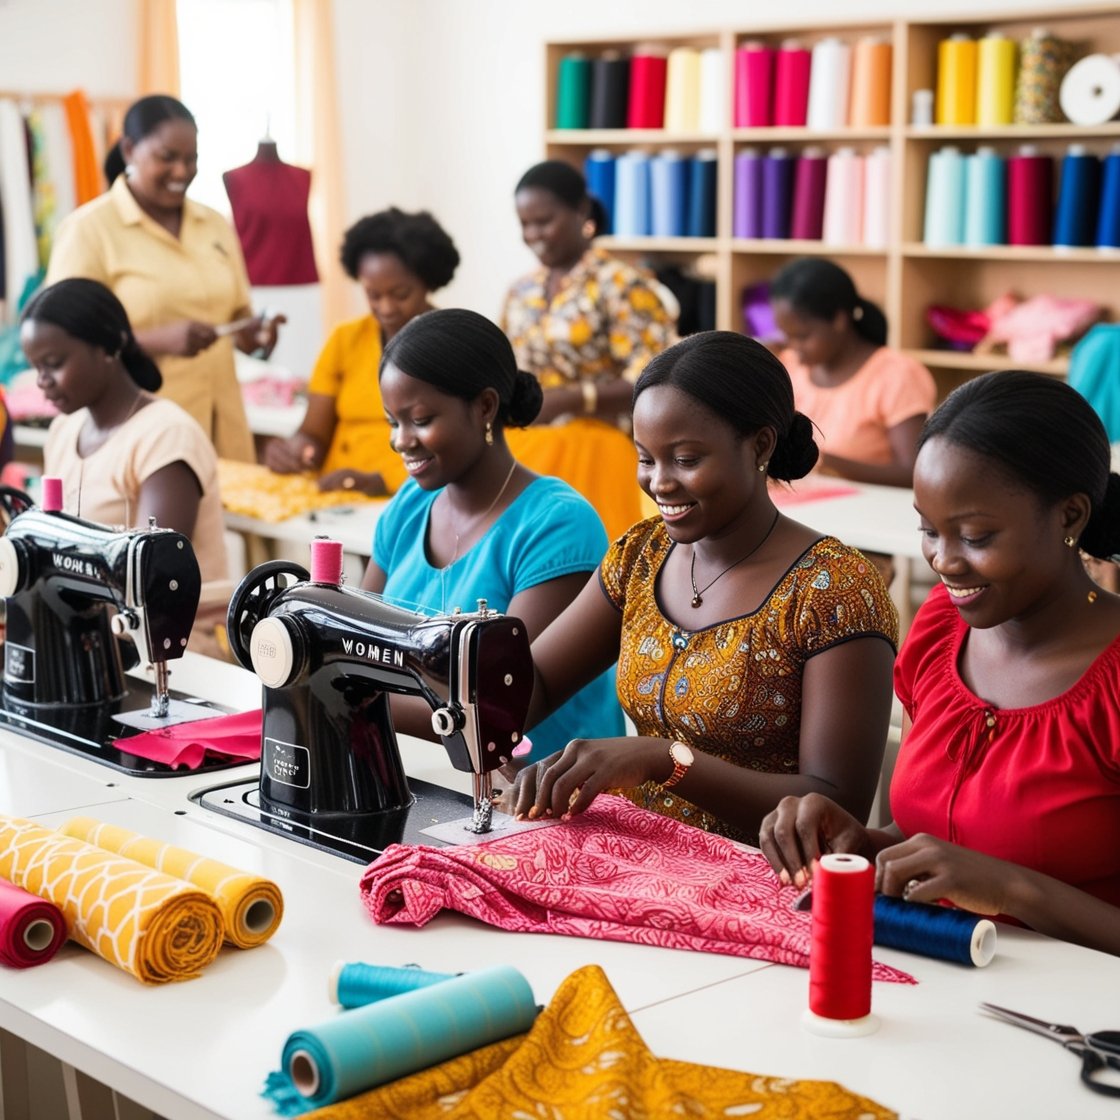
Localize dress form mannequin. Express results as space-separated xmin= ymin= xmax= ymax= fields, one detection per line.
xmin=223 ymin=137 xmax=318 ymax=286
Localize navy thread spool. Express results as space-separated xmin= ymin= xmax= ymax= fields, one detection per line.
xmin=1096 ymin=143 xmax=1120 ymax=249
xmin=1053 ymin=144 xmax=1102 ymax=248
xmin=687 ymin=149 xmax=718 ymax=238
xmin=874 ymin=897 xmax=997 ymax=967
xmin=329 ymin=962 xmax=457 ymax=1009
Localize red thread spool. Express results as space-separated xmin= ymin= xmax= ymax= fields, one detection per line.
xmin=627 ymin=51 xmax=668 ymax=129
xmin=309 ymin=538 xmax=344 ymax=585
xmin=1007 ymin=146 xmax=1054 ymax=246
xmin=804 ymin=853 xmax=879 ymax=1037
xmin=41 ymin=476 xmax=63 ymax=512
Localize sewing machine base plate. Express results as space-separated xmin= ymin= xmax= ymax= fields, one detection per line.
xmin=0 ymin=681 xmax=238 ymax=777
xmin=191 ymin=776 xmax=476 ymax=862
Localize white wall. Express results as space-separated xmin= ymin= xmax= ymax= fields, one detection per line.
xmin=0 ymin=0 xmax=135 ymax=95
xmin=0 ymin=0 xmax=1084 ymax=322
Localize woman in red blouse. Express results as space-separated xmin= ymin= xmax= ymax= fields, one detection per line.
xmin=761 ymin=370 xmax=1120 ymax=956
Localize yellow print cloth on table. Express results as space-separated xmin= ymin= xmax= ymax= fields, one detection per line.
xmin=300 ymin=964 xmax=895 ymax=1120
xmin=0 ymin=815 xmax=223 ymax=983
xmin=217 ymin=459 xmax=378 ymax=522
xmin=60 ymin=816 xmax=283 ymax=949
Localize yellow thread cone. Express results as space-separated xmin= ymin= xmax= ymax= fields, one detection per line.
xmin=0 ymin=816 xmax=222 ymax=983
xmin=61 ymin=817 xmax=283 ymax=949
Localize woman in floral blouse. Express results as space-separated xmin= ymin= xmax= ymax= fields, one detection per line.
xmin=499 ymin=161 xmax=678 ymax=539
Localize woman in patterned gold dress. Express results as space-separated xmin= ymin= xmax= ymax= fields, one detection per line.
xmin=499 ymin=160 xmax=677 ymax=540
xmin=506 ymin=332 xmax=899 ymax=844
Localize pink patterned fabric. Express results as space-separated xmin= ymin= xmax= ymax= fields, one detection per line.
xmin=360 ymin=796 xmax=913 ymax=984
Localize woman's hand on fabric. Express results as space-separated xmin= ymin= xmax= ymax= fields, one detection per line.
xmin=317 ymin=468 xmax=388 ymax=496
xmin=875 ymin=833 xmax=1016 ymax=916
xmin=758 ymin=793 xmax=871 ymax=888
xmin=264 ymin=432 xmax=322 ymax=474
xmin=508 ymin=738 xmax=665 ymax=821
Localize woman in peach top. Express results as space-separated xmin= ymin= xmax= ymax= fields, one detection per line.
xmin=770 ymin=258 xmax=935 ymax=489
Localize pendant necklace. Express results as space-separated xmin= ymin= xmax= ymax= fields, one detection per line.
xmin=439 ymin=458 xmax=518 ymax=612
xmin=689 ymin=509 xmax=780 ymax=608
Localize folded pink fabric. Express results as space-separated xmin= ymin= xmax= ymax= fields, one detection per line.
xmin=119 ymin=709 xmax=262 ymax=770
xmin=360 ymin=795 xmax=914 ymax=984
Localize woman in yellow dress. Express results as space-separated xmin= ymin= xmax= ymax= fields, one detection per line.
xmin=501 ymin=161 xmax=677 ymax=540
xmin=46 ymin=96 xmax=277 ymax=463
xmin=264 ymin=208 xmax=460 ymax=495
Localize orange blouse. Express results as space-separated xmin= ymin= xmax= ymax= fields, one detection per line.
xmin=599 ymin=518 xmax=898 ymax=841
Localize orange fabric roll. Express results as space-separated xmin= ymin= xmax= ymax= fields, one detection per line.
xmin=849 ymin=38 xmax=893 ymax=126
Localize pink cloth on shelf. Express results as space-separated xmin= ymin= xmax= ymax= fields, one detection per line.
xmin=359 ymin=795 xmax=914 ymax=984
xmin=119 ymin=709 xmax=262 ymax=770
xmin=982 ymin=294 xmax=1102 ymax=363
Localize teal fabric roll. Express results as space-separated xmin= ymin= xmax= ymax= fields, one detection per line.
xmin=263 ymin=966 xmax=537 ymax=1115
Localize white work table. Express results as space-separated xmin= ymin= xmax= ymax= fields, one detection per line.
xmin=1 ymin=655 xmax=1117 ymax=1120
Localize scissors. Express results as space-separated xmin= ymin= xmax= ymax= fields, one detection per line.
xmin=980 ymin=1002 xmax=1120 ymax=1096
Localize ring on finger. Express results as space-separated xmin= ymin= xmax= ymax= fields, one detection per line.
xmin=902 ymin=877 xmax=922 ymax=902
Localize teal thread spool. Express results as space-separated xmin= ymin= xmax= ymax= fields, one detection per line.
xmin=329 ymin=962 xmax=456 ymax=1009
xmin=924 ymin=145 xmax=967 ymax=246
xmin=964 ymin=146 xmax=1006 ymax=245
xmin=555 ymin=53 xmax=592 ymax=129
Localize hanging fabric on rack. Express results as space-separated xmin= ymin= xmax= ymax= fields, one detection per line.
xmin=0 ymin=98 xmax=40 ymax=316
xmin=61 ymin=90 xmax=102 ymax=202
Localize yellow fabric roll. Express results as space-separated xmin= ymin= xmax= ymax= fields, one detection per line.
xmin=304 ymin=964 xmax=895 ymax=1119
xmin=0 ymin=816 xmax=223 ymax=984
xmin=60 ymin=817 xmax=283 ymax=949
xmin=936 ymin=35 xmax=977 ymax=125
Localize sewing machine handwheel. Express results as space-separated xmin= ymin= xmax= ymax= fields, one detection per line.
xmin=226 ymin=560 xmax=309 ymax=669
xmin=0 ymin=486 xmax=34 ymax=524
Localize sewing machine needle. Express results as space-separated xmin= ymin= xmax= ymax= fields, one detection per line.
xmin=470 ymin=771 xmax=494 ymax=833
xmin=150 ymin=661 xmax=171 ymax=719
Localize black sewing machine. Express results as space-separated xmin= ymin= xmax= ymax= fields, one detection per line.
xmin=194 ymin=540 xmax=534 ymax=862
xmin=0 ymin=482 xmax=234 ymax=775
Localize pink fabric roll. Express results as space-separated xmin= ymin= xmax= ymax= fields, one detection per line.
xmin=790 ymin=149 xmax=829 ymax=240
xmin=359 ymin=795 xmax=913 ymax=983
xmin=773 ymin=41 xmax=812 ymax=127
xmin=735 ymin=42 xmax=774 ymax=126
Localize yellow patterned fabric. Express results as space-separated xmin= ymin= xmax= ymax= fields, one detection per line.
xmin=0 ymin=816 xmax=223 ymax=983
xmin=601 ymin=519 xmax=899 ymax=843
xmin=217 ymin=459 xmax=378 ymax=521
xmin=60 ymin=817 xmax=283 ymax=949
xmin=302 ymin=964 xmax=894 ymax=1120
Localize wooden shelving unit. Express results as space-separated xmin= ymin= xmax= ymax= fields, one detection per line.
xmin=545 ymin=4 xmax=1119 ymax=398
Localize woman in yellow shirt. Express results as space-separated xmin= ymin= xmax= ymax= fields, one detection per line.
xmin=264 ymin=208 xmax=460 ymax=495
xmin=46 ymin=96 xmax=276 ymax=463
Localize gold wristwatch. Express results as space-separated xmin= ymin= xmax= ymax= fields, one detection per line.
xmin=660 ymin=741 xmax=694 ymax=790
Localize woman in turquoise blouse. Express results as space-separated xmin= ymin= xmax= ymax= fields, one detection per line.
xmin=361 ymin=308 xmax=623 ymax=758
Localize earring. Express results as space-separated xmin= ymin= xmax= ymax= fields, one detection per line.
xmin=484 ymin=421 xmax=494 ymax=447
xmin=581 ymin=219 xmax=596 ymax=239
xmin=757 ymin=462 xmax=768 ymax=473
xmin=125 ymin=163 xmax=136 ymax=178
xmin=1064 ymin=535 xmax=1077 ymax=548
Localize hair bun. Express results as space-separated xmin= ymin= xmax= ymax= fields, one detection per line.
xmin=768 ymin=411 xmax=819 ymax=481
xmin=1081 ymin=471 xmax=1120 ymax=562
xmin=505 ymin=370 xmax=544 ymax=429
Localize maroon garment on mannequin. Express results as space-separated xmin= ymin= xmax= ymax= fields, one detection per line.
xmin=223 ymin=146 xmax=319 ymax=286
